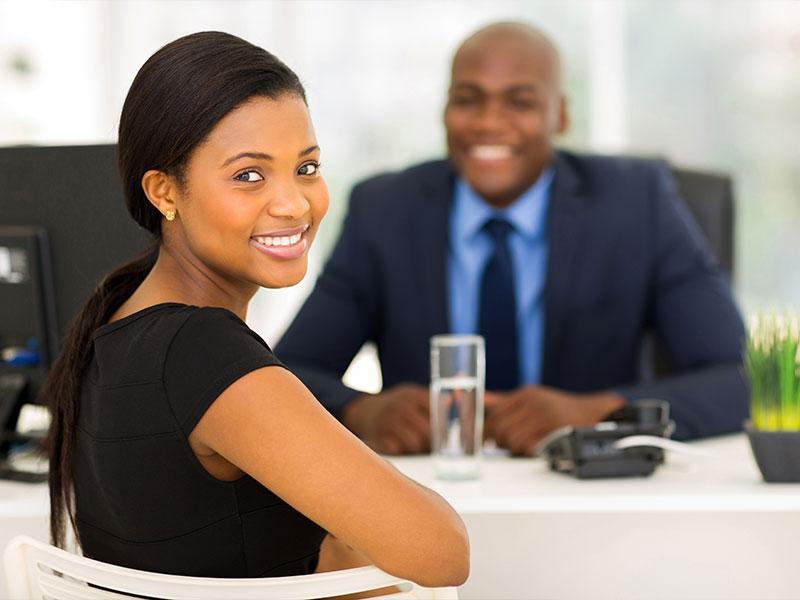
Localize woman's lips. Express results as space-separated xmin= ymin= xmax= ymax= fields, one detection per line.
xmin=250 ymin=224 xmax=310 ymax=260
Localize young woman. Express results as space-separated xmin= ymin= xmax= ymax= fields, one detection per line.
xmin=44 ymin=31 xmax=469 ymax=586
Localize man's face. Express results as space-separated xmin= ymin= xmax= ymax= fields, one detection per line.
xmin=444 ymin=36 xmax=567 ymax=208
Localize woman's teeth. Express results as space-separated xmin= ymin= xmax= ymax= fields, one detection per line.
xmin=254 ymin=232 xmax=302 ymax=247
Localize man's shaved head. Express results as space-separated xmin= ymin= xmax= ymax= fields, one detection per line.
xmin=452 ymin=22 xmax=562 ymax=92
xmin=444 ymin=22 xmax=568 ymax=208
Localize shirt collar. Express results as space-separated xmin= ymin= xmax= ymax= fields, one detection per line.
xmin=452 ymin=166 xmax=555 ymax=245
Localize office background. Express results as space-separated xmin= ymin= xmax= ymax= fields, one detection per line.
xmin=1 ymin=0 xmax=798 ymax=391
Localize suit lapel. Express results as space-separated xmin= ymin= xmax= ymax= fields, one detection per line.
xmin=410 ymin=161 xmax=454 ymax=339
xmin=542 ymin=153 xmax=590 ymax=384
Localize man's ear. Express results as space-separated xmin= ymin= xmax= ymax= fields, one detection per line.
xmin=556 ymin=95 xmax=569 ymax=135
xmin=141 ymin=170 xmax=179 ymax=220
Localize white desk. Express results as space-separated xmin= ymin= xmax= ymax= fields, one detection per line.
xmin=2 ymin=437 xmax=799 ymax=600
xmin=390 ymin=434 xmax=800 ymax=600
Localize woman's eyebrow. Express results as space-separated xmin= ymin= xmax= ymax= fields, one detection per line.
xmin=221 ymin=145 xmax=319 ymax=168
xmin=221 ymin=151 xmax=271 ymax=168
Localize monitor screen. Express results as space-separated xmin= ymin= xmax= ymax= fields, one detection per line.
xmin=0 ymin=226 xmax=57 ymax=369
xmin=0 ymin=226 xmax=57 ymax=435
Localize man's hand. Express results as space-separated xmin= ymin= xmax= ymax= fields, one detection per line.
xmin=342 ymin=383 xmax=430 ymax=455
xmin=484 ymin=385 xmax=625 ymax=456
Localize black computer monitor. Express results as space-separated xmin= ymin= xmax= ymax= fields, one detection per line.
xmin=0 ymin=227 xmax=57 ymax=366
xmin=0 ymin=226 xmax=58 ymax=450
xmin=0 ymin=145 xmax=150 ymax=437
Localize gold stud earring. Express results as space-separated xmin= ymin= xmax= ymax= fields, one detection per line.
xmin=165 ymin=209 xmax=176 ymax=222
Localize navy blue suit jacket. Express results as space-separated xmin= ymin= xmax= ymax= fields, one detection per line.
xmin=277 ymin=152 xmax=748 ymax=440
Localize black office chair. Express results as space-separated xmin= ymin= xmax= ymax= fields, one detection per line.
xmin=669 ymin=166 xmax=735 ymax=277
xmin=641 ymin=164 xmax=736 ymax=380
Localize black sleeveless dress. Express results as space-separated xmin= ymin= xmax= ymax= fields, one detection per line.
xmin=73 ymin=303 xmax=325 ymax=577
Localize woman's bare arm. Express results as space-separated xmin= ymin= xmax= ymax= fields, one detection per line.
xmin=189 ymin=366 xmax=469 ymax=587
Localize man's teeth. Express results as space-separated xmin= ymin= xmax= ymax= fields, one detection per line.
xmin=470 ymin=145 xmax=512 ymax=160
xmin=254 ymin=232 xmax=302 ymax=247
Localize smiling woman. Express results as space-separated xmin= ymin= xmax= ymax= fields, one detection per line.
xmin=41 ymin=31 xmax=469 ymax=586
xmin=140 ymin=95 xmax=328 ymax=295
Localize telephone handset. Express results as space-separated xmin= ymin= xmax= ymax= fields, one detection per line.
xmin=535 ymin=399 xmax=675 ymax=479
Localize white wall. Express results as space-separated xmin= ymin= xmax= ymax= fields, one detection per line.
xmin=2 ymin=0 xmax=798 ymax=389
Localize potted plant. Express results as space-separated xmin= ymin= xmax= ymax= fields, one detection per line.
xmin=745 ymin=312 xmax=800 ymax=482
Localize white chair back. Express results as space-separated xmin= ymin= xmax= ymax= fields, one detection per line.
xmin=4 ymin=535 xmax=458 ymax=600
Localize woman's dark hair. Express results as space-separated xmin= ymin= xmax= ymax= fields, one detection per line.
xmin=44 ymin=31 xmax=306 ymax=548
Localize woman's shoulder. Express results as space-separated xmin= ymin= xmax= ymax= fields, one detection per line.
xmin=171 ymin=305 xmax=271 ymax=352
xmin=93 ymin=303 xmax=276 ymax=373
xmin=94 ymin=302 xmax=196 ymax=339
xmin=96 ymin=303 xmax=263 ymax=344
xmin=162 ymin=306 xmax=284 ymax=435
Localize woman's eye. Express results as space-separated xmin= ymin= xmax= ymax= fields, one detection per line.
xmin=298 ymin=162 xmax=320 ymax=176
xmin=234 ymin=170 xmax=264 ymax=183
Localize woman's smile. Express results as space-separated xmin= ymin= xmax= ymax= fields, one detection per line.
xmin=250 ymin=223 xmax=310 ymax=260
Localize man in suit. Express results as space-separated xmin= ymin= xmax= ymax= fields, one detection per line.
xmin=276 ymin=22 xmax=748 ymax=455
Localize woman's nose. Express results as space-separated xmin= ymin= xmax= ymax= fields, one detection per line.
xmin=267 ymin=181 xmax=311 ymax=219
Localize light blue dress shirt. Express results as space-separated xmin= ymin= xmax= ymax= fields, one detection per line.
xmin=447 ymin=168 xmax=555 ymax=385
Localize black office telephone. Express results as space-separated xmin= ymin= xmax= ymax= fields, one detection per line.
xmin=535 ymin=399 xmax=675 ymax=479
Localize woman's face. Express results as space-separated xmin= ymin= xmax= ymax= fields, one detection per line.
xmin=171 ymin=94 xmax=328 ymax=291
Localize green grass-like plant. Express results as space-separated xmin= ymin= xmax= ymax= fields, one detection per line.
xmin=747 ymin=312 xmax=800 ymax=430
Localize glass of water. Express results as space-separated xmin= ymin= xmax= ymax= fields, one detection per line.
xmin=430 ymin=334 xmax=485 ymax=480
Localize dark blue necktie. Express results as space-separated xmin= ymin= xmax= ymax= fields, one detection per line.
xmin=479 ymin=218 xmax=519 ymax=391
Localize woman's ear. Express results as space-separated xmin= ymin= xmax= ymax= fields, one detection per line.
xmin=141 ymin=170 xmax=179 ymax=221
